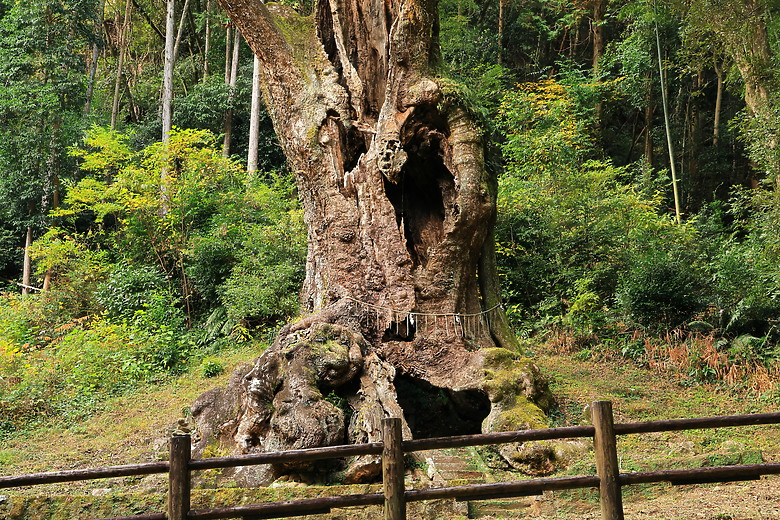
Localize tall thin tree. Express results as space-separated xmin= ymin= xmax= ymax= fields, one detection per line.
xmin=222 ymin=30 xmax=240 ymax=157
xmin=247 ymin=54 xmax=261 ymax=173
xmin=161 ymin=0 xmax=176 ymax=142
xmin=655 ymin=20 xmax=682 ymax=223
xmin=111 ymin=0 xmax=133 ymax=129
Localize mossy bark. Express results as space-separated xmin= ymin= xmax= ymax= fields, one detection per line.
xmin=193 ymin=0 xmax=551 ymax=484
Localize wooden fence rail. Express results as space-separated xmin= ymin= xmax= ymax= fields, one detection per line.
xmin=1 ymin=401 xmax=779 ymax=520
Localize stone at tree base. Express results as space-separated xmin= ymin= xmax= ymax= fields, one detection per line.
xmin=478 ymin=347 xmax=592 ymax=476
xmin=481 ymin=347 xmax=552 ymax=434
xmin=191 ymin=342 xmax=556 ymax=485
xmin=190 ymin=362 xmax=248 ymax=460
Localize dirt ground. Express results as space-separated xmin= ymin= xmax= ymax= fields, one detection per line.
xmin=524 ymin=477 xmax=780 ymax=520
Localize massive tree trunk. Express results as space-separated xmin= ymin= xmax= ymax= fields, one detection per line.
xmin=192 ymin=0 xmax=551 ymax=486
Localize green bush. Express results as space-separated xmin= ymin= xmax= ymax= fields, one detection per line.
xmin=95 ymin=262 xmax=169 ymax=320
xmin=28 ymin=228 xmax=110 ymax=320
xmin=0 ymin=294 xmax=43 ymax=346
xmin=0 ymin=314 xmax=193 ymax=435
xmin=699 ymin=191 xmax=780 ymax=338
xmin=707 ymin=242 xmax=780 ymax=336
xmin=496 ymin=78 xmax=697 ymax=330
xmin=200 ymin=358 xmax=225 ymax=378
xmin=617 ymin=254 xmax=705 ymax=328
xmin=562 ymin=278 xmax=608 ymax=335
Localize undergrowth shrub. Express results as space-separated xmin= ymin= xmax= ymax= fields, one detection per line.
xmin=221 ymin=217 xmax=305 ymax=328
xmin=96 ymin=262 xmax=170 ymax=320
xmin=0 ymin=313 xmax=193 ymax=436
xmin=28 ymin=228 xmax=110 ymax=320
xmin=617 ymin=253 xmax=705 ymax=328
xmin=707 ymin=238 xmax=780 ymax=338
xmin=497 ymin=77 xmax=697 ymax=332
xmin=0 ymin=294 xmax=43 ymax=346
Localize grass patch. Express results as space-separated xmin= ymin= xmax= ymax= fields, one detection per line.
xmin=0 ymin=344 xmax=260 ymax=493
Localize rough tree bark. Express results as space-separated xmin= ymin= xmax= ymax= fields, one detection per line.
xmin=192 ymin=0 xmax=551 ymax=485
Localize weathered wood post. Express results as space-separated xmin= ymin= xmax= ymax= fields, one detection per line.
xmin=592 ymin=401 xmax=624 ymax=520
xmin=168 ymin=434 xmax=191 ymax=520
xmin=382 ymin=417 xmax=406 ymax=520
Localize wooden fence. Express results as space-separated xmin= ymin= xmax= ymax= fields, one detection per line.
xmin=2 ymin=401 xmax=780 ymax=520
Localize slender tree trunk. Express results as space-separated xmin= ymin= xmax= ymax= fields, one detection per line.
xmin=203 ymin=0 xmax=211 ymax=77
xmin=592 ymin=0 xmax=606 ymax=131
xmin=222 ymin=30 xmax=240 ymax=157
xmin=247 ymin=54 xmax=261 ymax=173
xmin=42 ymin=124 xmax=61 ymax=293
xmin=85 ymin=43 xmax=101 ymax=115
xmin=713 ymin=62 xmax=723 ymax=146
xmin=688 ymin=71 xmax=703 ymax=204
xmin=173 ymin=0 xmax=191 ymax=61
xmin=656 ymin=22 xmax=682 ymax=223
xmin=21 ymin=226 xmax=33 ymax=295
xmin=224 ymin=25 xmax=232 ymax=84
xmin=644 ymin=73 xmax=654 ymax=167
xmin=497 ymin=0 xmax=505 ymax=65
xmin=591 ymin=0 xmax=606 ymax=71
xmin=111 ymin=0 xmax=133 ymax=130
xmin=85 ymin=0 xmax=105 ymax=116
xmin=192 ymin=0 xmax=551 ymax=487
xmin=162 ymin=0 xmax=175 ymax=141
xmin=121 ymin=73 xmax=140 ymax=122
xmin=161 ymin=0 xmax=175 ymax=215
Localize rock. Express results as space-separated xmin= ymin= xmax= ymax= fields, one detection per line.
xmin=480 ymin=348 xmax=550 ymax=434
xmin=499 ymin=441 xmax=556 ymax=476
xmin=669 ymin=441 xmax=697 ymax=457
xmin=720 ymin=440 xmax=746 ymax=453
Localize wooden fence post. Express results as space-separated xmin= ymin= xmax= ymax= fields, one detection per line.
xmin=592 ymin=401 xmax=624 ymax=520
xmin=168 ymin=434 xmax=191 ymax=520
xmin=382 ymin=417 xmax=406 ymax=520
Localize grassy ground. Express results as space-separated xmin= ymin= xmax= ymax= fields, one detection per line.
xmin=527 ymin=341 xmax=780 ymax=519
xmin=0 ymin=345 xmax=260 ymax=495
xmin=1 ymin=339 xmax=778 ymax=519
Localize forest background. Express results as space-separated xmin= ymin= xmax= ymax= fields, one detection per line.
xmin=1 ymin=0 xmax=780 ymax=438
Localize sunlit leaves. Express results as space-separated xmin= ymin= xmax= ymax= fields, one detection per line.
xmin=496 ymin=77 xmax=696 ymax=327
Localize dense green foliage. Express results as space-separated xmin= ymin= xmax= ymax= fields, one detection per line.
xmin=0 ymin=129 xmax=303 ymax=435
xmin=3 ymin=0 xmax=780 ymax=437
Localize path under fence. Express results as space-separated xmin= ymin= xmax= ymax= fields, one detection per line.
xmin=1 ymin=401 xmax=780 ymax=520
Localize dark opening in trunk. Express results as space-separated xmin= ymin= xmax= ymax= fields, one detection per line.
xmin=394 ymin=374 xmax=490 ymax=438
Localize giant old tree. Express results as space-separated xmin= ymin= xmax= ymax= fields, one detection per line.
xmin=192 ymin=0 xmax=551 ymax=484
